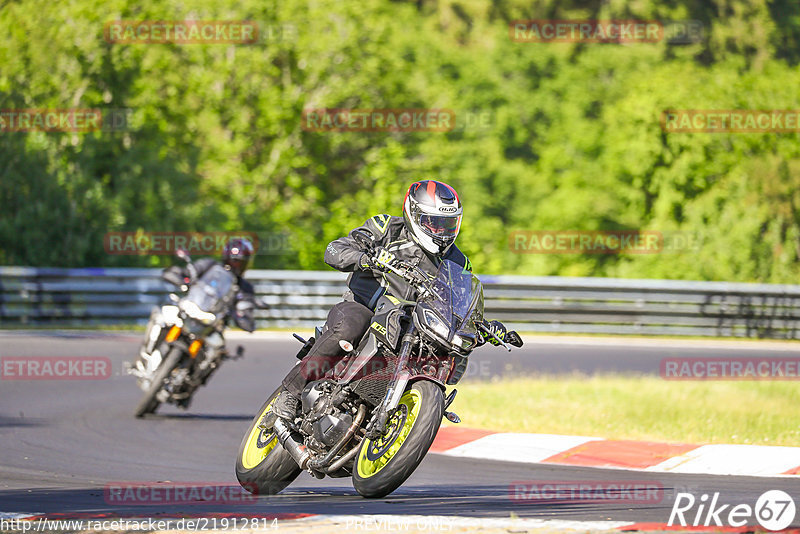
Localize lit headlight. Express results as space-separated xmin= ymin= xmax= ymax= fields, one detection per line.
xmin=180 ymin=300 xmax=216 ymax=325
xmin=423 ymin=309 xmax=450 ymax=340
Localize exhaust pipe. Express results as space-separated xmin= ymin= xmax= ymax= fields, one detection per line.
xmin=273 ymin=419 xmax=310 ymax=470
xmin=326 ymin=441 xmax=360 ymax=473
xmin=309 ymin=404 xmax=367 ymax=472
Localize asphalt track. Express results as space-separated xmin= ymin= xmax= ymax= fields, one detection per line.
xmin=1 ymin=330 xmax=798 ymax=527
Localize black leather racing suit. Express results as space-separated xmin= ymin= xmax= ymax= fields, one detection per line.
xmin=282 ymin=214 xmax=471 ymax=396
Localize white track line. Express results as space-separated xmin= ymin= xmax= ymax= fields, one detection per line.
xmin=295 ymin=514 xmax=634 ymax=532
xmin=443 ymin=433 xmax=602 ymax=463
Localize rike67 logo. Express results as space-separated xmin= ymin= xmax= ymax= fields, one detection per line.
xmin=669 ymin=490 xmax=796 ymax=531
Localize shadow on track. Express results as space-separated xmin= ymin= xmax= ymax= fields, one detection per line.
xmin=139 ymin=413 xmax=254 ymax=421
xmin=0 ymin=484 xmax=675 ymax=520
xmin=0 ymin=414 xmax=46 ymax=427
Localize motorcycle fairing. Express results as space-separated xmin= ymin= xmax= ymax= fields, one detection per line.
xmin=185 ymin=263 xmax=238 ymax=315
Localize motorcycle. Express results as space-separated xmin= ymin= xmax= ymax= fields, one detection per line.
xmin=235 ymin=232 xmax=515 ymax=498
xmin=127 ymin=249 xmax=256 ymax=417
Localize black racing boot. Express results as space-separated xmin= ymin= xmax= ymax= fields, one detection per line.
xmin=258 ymin=389 xmax=300 ymax=430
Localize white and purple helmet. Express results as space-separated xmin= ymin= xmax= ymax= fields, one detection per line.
xmin=402 ymin=180 xmax=463 ymax=255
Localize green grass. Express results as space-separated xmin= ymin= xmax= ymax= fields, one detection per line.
xmin=449 ymin=374 xmax=800 ymax=446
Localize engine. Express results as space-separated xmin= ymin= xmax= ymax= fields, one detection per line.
xmin=300 ymin=380 xmax=354 ymax=451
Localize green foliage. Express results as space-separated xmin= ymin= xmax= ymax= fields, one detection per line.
xmin=2 ymin=0 xmax=800 ymax=282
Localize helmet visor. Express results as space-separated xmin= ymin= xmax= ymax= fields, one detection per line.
xmin=419 ymin=214 xmax=460 ymax=238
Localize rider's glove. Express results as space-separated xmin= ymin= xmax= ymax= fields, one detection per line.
xmin=372 ymin=248 xmax=402 ymax=272
xmin=480 ymin=320 xmax=524 ymax=347
xmin=358 ymin=253 xmax=376 ymax=271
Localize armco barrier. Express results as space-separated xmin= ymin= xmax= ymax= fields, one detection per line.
xmin=2 ymin=267 xmax=800 ymax=338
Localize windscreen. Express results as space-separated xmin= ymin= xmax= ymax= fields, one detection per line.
xmin=185 ymin=264 xmax=237 ymax=314
xmin=426 ymin=259 xmax=484 ymax=339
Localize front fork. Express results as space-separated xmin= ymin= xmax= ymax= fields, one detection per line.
xmin=365 ymin=324 xmax=416 ymax=439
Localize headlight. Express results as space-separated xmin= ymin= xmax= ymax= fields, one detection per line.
xmin=452 ymin=334 xmax=476 ymax=351
xmin=423 ymin=309 xmax=450 ymax=340
xmin=180 ymin=300 xmax=216 ymax=325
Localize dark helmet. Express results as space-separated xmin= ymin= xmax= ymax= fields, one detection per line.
xmin=222 ymin=238 xmax=254 ymax=277
xmin=402 ymin=180 xmax=463 ymax=255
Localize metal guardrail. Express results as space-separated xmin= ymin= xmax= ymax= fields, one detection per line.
xmin=2 ymin=266 xmax=800 ymax=338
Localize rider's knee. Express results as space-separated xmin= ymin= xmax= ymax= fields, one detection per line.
xmin=328 ymin=301 xmax=372 ymax=343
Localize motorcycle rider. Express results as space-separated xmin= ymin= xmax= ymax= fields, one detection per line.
xmin=160 ymin=236 xmax=258 ymax=341
xmin=261 ymin=180 xmax=522 ymax=429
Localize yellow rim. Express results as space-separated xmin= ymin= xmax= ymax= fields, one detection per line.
xmin=241 ymin=397 xmax=279 ymax=470
xmin=356 ymin=388 xmax=422 ymax=479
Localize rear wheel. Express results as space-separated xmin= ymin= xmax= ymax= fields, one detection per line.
xmin=235 ymin=387 xmax=301 ymax=495
xmin=352 ymin=381 xmax=444 ymax=498
xmin=134 ymin=347 xmax=182 ymax=418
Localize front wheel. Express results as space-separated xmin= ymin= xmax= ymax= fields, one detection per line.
xmin=235 ymin=387 xmax=301 ymax=496
xmin=134 ymin=347 xmax=182 ymax=417
xmin=352 ymin=380 xmax=444 ymax=498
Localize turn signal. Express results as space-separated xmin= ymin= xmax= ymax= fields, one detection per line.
xmin=165 ymin=326 xmax=181 ymax=342
xmin=188 ymin=340 xmax=203 ymax=357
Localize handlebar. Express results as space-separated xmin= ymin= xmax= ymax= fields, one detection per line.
xmin=350 ymin=229 xmax=435 ymax=296
xmin=375 ymin=256 xmax=439 ymax=300
xmin=351 ymin=229 xmax=510 ymax=352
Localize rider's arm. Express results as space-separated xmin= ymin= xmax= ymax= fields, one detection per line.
xmin=324 ymin=215 xmax=391 ymax=272
xmin=232 ymin=279 xmax=256 ymax=332
xmin=161 ymin=257 xmax=218 ymax=287
xmin=443 ymin=245 xmax=473 ymax=273
xmin=192 ymin=258 xmax=216 ymax=278
xmin=161 ymin=265 xmax=187 ymax=286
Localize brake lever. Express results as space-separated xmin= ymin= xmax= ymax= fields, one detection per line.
xmin=477 ymin=322 xmax=512 ymax=352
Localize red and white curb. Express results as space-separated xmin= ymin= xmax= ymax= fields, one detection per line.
xmin=431 ymin=426 xmax=800 ymax=477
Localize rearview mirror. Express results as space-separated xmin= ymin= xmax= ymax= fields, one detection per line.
xmin=176 ymin=248 xmax=191 ymax=263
